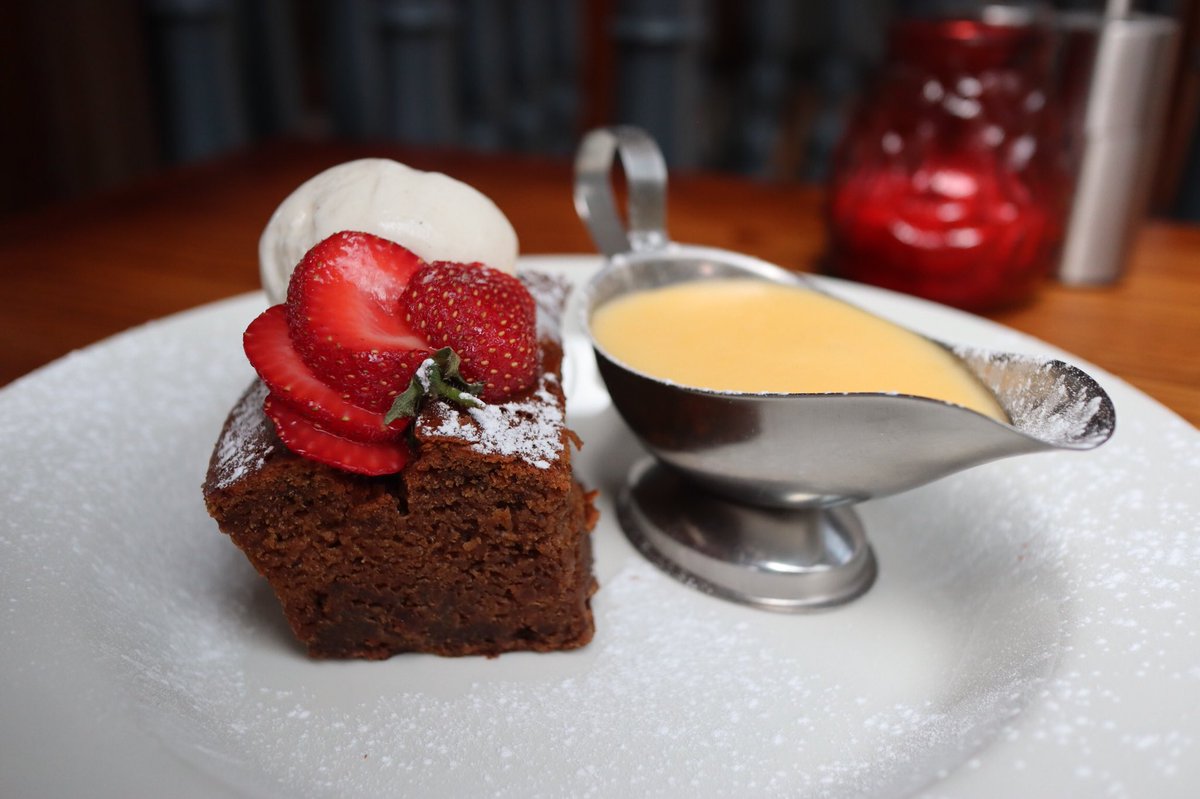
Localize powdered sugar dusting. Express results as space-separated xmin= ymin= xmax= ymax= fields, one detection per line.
xmin=211 ymin=382 xmax=274 ymax=489
xmin=954 ymin=346 xmax=1114 ymax=447
xmin=418 ymin=375 xmax=564 ymax=468
xmin=1014 ymin=388 xmax=1105 ymax=445
xmin=415 ymin=357 xmax=436 ymax=390
xmin=414 ymin=357 xmax=484 ymax=408
xmin=520 ymin=269 xmax=570 ymax=342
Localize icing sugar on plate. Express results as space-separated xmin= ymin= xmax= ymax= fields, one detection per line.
xmin=1 ymin=257 xmax=1198 ymax=799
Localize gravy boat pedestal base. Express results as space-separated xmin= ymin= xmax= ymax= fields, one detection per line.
xmin=619 ymin=457 xmax=878 ymax=611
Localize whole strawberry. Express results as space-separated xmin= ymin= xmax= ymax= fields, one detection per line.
xmin=401 ymin=261 xmax=539 ymax=402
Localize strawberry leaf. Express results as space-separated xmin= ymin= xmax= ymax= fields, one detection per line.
xmin=385 ymin=347 xmax=485 ymax=423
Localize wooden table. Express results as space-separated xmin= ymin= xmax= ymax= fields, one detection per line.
xmin=2 ymin=139 xmax=1198 ymax=426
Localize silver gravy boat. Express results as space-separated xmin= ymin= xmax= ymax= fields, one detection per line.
xmin=574 ymin=126 xmax=1116 ymax=611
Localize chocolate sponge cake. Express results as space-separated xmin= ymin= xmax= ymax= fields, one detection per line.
xmin=203 ymin=275 xmax=598 ymax=658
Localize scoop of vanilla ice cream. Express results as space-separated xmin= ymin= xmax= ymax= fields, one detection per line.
xmin=258 ymin=158 xmax=519 ymax=303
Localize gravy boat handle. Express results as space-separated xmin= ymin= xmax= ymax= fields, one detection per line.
xmin=574 ymin=126 xmax=670 ymax=257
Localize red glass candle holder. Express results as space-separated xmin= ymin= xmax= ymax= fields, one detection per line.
xmin=827 ymin=12 xmax=1068 ymax=310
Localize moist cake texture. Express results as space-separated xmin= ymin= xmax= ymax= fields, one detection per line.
xmin=203 ymin=274 xmax=598 ymax=658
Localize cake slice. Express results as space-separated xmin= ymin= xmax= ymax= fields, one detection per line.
xmin=204 ymin=270 xmax=598 ymax=659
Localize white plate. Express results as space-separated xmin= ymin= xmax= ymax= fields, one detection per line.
xmin=2 ymin=255 xmax=1197 ymax=799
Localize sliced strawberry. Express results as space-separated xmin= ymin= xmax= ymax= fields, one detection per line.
xmin=244 ymin=305 xmax=408 ymax=442
xmin=401 ymin=261 xmax=538 ymax=402
xmin=286 ymin=231 xmax=432 ymax=413
xmin=263 ymin=394 xmax=412 ymax=476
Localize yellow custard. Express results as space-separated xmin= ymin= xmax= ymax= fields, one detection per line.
xmin=591 ymin=278 xmax=1008 ymax=422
